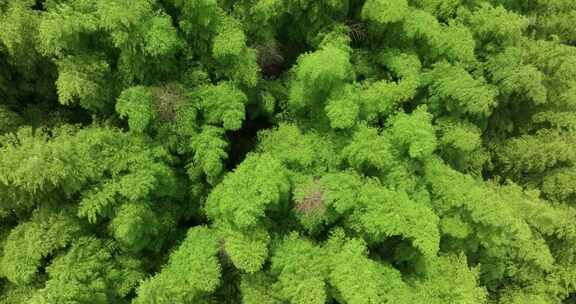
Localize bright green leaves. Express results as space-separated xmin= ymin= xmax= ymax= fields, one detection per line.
xmin=497 ymin=130 xmax=576 ymax=175
xmin=293 ymin=171 xmax=362 ymax=234
xmin=134 ymin=227 xmax=221 ymax=304
xmin=55 ymin=55 xmax=112 ymax=111
xmin=141 ymin=13 xmax=182 ymax=57
xmin=285 ymin=31 xmax=360 ymax=129
xmin=354 ymin=49 xmax=422 ymax=123
xmin=30 ymin=237 xmax=145 ymax=303
xmin=533 ymin=110 xmax=576 ymax=131
xmin=352 ymin=181 xmax=440 ymax=257
xmin=203 ymin=153 xmax=289 ymax=273
xmin=2 ymin=0 xmax=576 ymax=302
xmin=213 ymin=17 xmax=246 ymax=60
xmin=437 ymin=118 xmax=481 ymax=152
xmin=0 ymin=208 xmax=83 ymax=285
xmin=424 ymin=157 xmax=556 ymax=284
xmin=413 ymin=254 xmax=487 ymax=304
xmin=116 ymin=86 xmax=156 ymax=133
xmin=266 ymin=231 xmax=441 ymax=304
xmin=342 ymin=106 xmax=437 ymax=173
xmin=435 ymin=117 xmax=486 ymax=172
xmin=74 ymin=137 xmax=176 ymax=230
xmin=326 ymin=232 xmax=412 ymax=304
xmin=96 ymin=0 xmax=177 ymax=61
xmin=96 ymin=0 xmax=182 ymax=57
xmin=115 ymin=83 xmax=199 ymax=152
xmin=387 ymin=106 xmax=437 ymax=159
xmin=0 ymin=126 xmax=87 ymax=200
xmin=38 ymin=0 xmax=183 ymax=87
xmin=467 ymin=3 xmax=529 ymax=46
xmin=1 ymin=127 xmax=177 ymax=303
xmin=362 ymin=0 xmax=409 ymax=25
xmin=108 ymin=202 xmax=159 ymax=252
xmin=190 ymin=126 xmax=229 ymax=184
xmin=485 ymin=47 xmax=547 ymax=105
xmin=196 ymin=82 xmax=247 ymax=131
xmin=358 ymin=80 xmax=413 ymax=122
xmin=0 ymin=126 xmax=179 ymax=252
xmin=424 ymin=62 xmax=497 ymax=117
xmin=96 ymin=0 xmax=153 ymax=33
xmin=257 ymin=123 xmax=339 ymax=172
xmin=289 ymin=40 xmax=353 ymax=110
xmin=270 ymin=234 xmax=329 ymax=304
xmin=249 ymin=0 xmax=284 ymax=25
xmin=410 ymin=0 xmax=461 ymax=19
xmin=220 ymin=227 xmax=270 ymax=273
xmin=342 ymin=126 xmax=397 ymax=173
xmin=325 ymin=86 xmax=360 ymax=129
xmin=0 ymin=1 xmax=40 ymax=69
xmin=38 ymin=0 xmax=99 ymax=57
xmin=169 ymin=0 xmax=219 ymax=42
xmin=403 ymin=9 xmax=476 ymax=65
xmin=77 ymin=169 xmax=157 ymax=223
xmin=536 ymin=10 xmax=576 ymax=45
xmin=212 ymin=16 xmax=259 ymax=87
xmin=542 ymin=167 xmax=576 ymax=202
xmin=205 ymin=153 xmax=289 ymax=229
xmin=379 ymin=48 xmax=422 ymax=81
xmin=240 ymin=272 xmax=279 ymax=304
xmin=521 ymin=40 xmax=576 ymax=106
xmin=291 ymin=168 xmax=440 ymax=258
xmin=0 ymin=284 xmax=35 ymax=304
xmin=497 ymin=183 xmax=576 ymax=240
xmin=318 ymin=171 xmax=364 ymax=216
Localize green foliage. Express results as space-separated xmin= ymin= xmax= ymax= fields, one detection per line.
xmin=289 ymin=36 xmax=353 ymax=112
xmin=386 ymin=106 xmax=437 ymax=159
xmin=412 ymin=254 xmax=487 ymax=303
xmin=116 ymin=86 xmax=156 ymax=133
xmin=190 ymin=126 xmax=229 ymax=184
xmin=205 ymin=153 xmax=290 ymax=229
xmin=424 ymin=157 xmax=564 ymax=289
xmin=257 ymin=123 xmax=339 ymax=172
xmin=342 ymin=125 xmax=397 ymax=173
xmin=134 ymin=227 xmax=221 ymax=304
xmin=403 ymin=9 xmax=477 ymax=65
xmin=498 ymin=130 xmax=576 ymax=175
xmin=30 ymin=237 xmax=145 ymax=303
xmin=108 ymin=202 xmax=159 ymax=252
xmin=325 ymin=232 xmax=411 ymax=303
xmin=270 ymin=234 xmax=329 ymax=304
xmin=424 ymin=61 xmax=497 ymax=117
xmin=325 ymin=86 xmax=360 ymax=129
xmin=467 ymin=3 xmax=529 ymax=46
xmin=0 ymin=106 xmax=23 ymax=133
xmin=1 ymin=0 xmax=576 ymax=302
xmin=0 ymin=126 xmax=182 ymax=256
xmin=0 ymin=1 xmax=41 ymax=69
xmin=213 ymin=17 xmax=246 ymax=60
xmin=196 ymin=81 xmax=248 ymax=131
xmin=351 ymin=180 xmax=440 ymax=257
xmin=55 ymin=55 xmax=113 ymax=111
xmin=0 ymin=208 xmax=83 ymax=285
xmin=485 ymin=47 xmax=547 ymax=105
xmin=220 ymin=227 xmax=270 ymax=273
xmin=362 ymin=0 xmax=409 ymax=25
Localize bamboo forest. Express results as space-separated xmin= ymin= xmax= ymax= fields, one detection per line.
xmin=1 ymin=0 xmax=576 ymax=303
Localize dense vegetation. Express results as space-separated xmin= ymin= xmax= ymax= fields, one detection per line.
xmin=1 ymin=0 xmax=576 ymax=303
